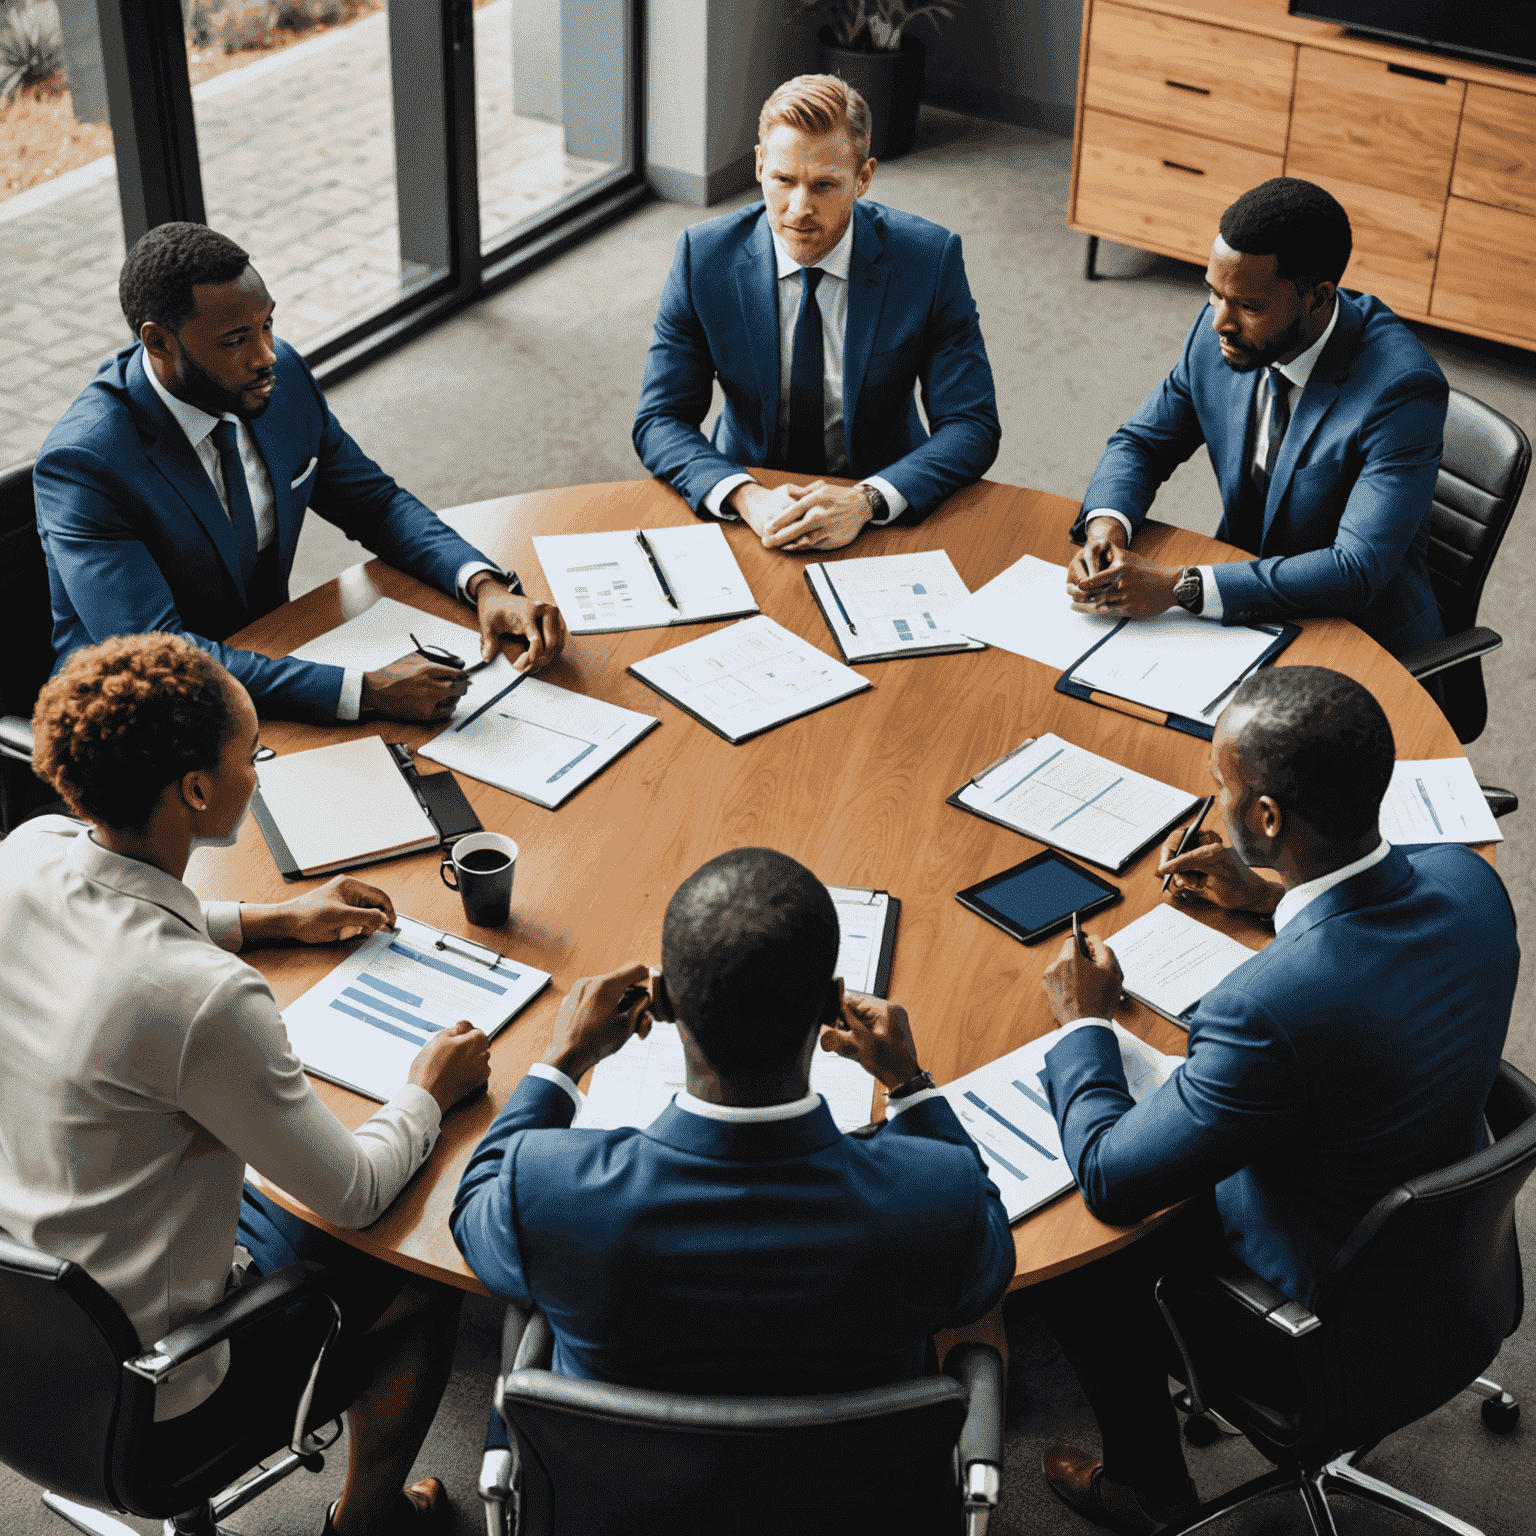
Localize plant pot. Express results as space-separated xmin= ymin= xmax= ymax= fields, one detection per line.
xmin=818 ymin=27 xmax=925 ymax=161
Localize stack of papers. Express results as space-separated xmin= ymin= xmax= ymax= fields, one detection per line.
xmin=805 ymin=551 xmax=984 ymax=662
xmin=1379 ymin=759 xmax=1503 ymax=845
xmin=946 ymin=554 xmax=1122 ymax=668
xmin=1104 ymin=904 xmax=1258 ymax=1025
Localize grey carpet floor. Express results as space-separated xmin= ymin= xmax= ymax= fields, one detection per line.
xmin=5 ymin=108 xmax=1533 ymax=1535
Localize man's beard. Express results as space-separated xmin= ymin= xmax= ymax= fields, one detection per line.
xmin=172 ymin=348 xmax=275 ymax=420
xmin=1218 ymin=311 xmax=1308 ymax=374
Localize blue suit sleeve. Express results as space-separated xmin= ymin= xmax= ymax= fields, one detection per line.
xmin=1043 ymin=1002 xmax=1306 ymax=1227
xmin=34 ymin=446 xmax=347 ymax=722
xmin=632 ymin=230 xmax=753 ymax=512
xmin=874 ymin=233 xmax=1001 ymax=520
xmin=450 ymin=1074 xmax=579 ymax=1305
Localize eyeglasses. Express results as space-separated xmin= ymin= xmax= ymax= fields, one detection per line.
xmin=410 ymin=632 xmax=496 ymax=675
xmin=254 ymin=743 xmax=277 ymax=762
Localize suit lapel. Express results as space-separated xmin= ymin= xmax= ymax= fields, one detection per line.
xmin=246 ymin=406 xmax=298 ymax=572
xmin=1217 ymin=362 xmax=1262 ymax=515
xmin=842 ymin=202 xmax=890 ymax=457
xmin=734 ymin=212 xmax=782 ymax=453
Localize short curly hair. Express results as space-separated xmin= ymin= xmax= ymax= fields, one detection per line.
xmin=33 ymin=634 xmax=238 ymax=832
xmin=119 ymin=221 xmax=251 ymax=339
xmin=1220 ymin=178 xmax=1353 ymax=289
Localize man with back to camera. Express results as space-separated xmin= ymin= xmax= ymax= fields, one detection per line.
xmin=450 ymin=845 xmax=1015 ymax=1393
xmin=34 ymin=221 xmax=568 ymax=725
xmin=632 ymin=74 xmax=1001 ymax=553
xmin=1025 ymin=665 xmax=1517 ymax=1533
xmin=1066 ymin=179 xmax=1449 ymax=660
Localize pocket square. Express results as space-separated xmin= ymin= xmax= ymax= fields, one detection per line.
xmin=289 ymin=457 xmax=318 ymax=490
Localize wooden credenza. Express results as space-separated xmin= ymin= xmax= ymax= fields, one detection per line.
xmin=1068 ymin=0 xmax=1536 ymax=351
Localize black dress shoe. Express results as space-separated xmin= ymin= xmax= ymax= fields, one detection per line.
xmin=1043 ymin=1445 xmax=1198 ymax=1536
xmin=322 ymin=1477 xmax=453 ymax=1536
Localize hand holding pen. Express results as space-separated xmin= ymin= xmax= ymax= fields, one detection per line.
xmin=1161 ymin=795 xmax=1215 ymax=892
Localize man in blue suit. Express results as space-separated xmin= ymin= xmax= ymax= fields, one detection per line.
xmin=1067 ymin=179 xmax=1448 ymax=660
xmin=35 ymin=222 xmax=567 ymax=724
xmin=1030 ymin=666 xmax=1517 ymax=1533
xmin=633 ymin=75 xmax=1000 ymax=553
xmin=451 ymin=846 xmax=1014 ymax=1394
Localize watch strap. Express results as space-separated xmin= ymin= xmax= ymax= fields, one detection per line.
xmin=886 ymin=1068 xmax=936 ymax=1101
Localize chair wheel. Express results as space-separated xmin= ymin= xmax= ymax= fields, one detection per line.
xmin=1183 ymin=1414 xmax=1221 ymax=1447
xmin=1481 ymin=1396 xmax=1520 ymax=1433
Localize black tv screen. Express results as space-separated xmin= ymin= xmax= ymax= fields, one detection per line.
xmin=1289 ymin=1 xmax=1536 ymax=73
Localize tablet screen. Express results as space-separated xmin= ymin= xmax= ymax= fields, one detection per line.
xmin=966 ymin=856 xmax=1117 ymax=936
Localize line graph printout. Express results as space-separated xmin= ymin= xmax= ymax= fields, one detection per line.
xmin=941 ymin=1023 xmax=1180 ymax=1221
xmin=807 ymin=551 xmax=984 ymax=661
xmin=958 ymin=733 xmax=1199 ymax=870
xmin=1378 ymin=759 xmax=1503 ymax=846
xmin=628 ymin=615 xmax=870 ymax=743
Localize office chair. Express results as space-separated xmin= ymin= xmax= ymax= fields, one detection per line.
xmin=0 ymin=459 xmax=64 ymax=833
xmin=1156 ymin=1058 xmax=1536 ymax=1536
xmin=480 ymin=1305 xmax=1006 ymax=1536
xmin=0 ymin=1234 xmax=368 ymax=1536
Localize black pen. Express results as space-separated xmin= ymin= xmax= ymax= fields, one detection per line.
xmin=1072 ymin=910 xmax=1091 ymax=958
xmin=451 ymin=669 xmax=530 ymax=732
xmin=1162 ymin=794 xmax=1215 ymax=891
xmin=822 ymin=565 xmax=858 ymax=636
xmin=635 ymin=529 xmax=680 ymax=611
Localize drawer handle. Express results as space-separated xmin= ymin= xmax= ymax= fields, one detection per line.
xmin=1162 ymin=159 xmax=1206 ymax=176
xmin=1164 ymin=79 xmax=1211 ymax=95
xmin=1388 ymin=62 xmax=1448 ymax=84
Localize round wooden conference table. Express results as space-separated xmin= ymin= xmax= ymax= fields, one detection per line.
xmin=186 ymin=472 xmax=1484 ymax=1297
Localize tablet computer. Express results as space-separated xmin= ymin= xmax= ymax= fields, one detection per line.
xmin=956 ymin=850 xmax=1121 ymax=946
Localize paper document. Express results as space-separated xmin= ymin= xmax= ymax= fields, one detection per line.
xmin=806 ymin=551 xmax=985 ymax=661
xmin=532 ymin=524 xmax=758 ymax=631
xmin=946 ymin=554 xmax=1121 ymax=669
xmin=288 ymin=597 xmax=523 ymax=724
xmin=1378 ymin=759 xmax=1503 ymax=846
xmin=282 ymin=915 xmax=551 ymax=1101
xmin=1070 ymin=609 xmax=1283 ymax=724
xmin=827 ymin=886 xmax=893 ymax=994
xmin=418 ymin=677 xmax=657 ymax=809
xmin=956 ymin=732 xmax=1200 ymax=872
xmin=941 ymin=1023 xmax=1181 ymax=1222
xmin=628 ymin=615 xmax=870 ymax=744
xmin=1105 ymin=904 xmax=1258 ymax=1024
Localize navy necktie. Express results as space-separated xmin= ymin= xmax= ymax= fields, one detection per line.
xmin=787 ymin=265 xmax=826 ymax=474
xmin=1233 ymin=367 xmax=1291 ymax=554
xmin=1259 ymin=366 xmax=1292 ymax=488
xmin=209 ymin=418 xmax=260 ymax=588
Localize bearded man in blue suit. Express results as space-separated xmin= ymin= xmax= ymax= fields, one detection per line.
xmin=633 ymin=74 xmax=1000 ymax=553
xmin=1067 ymin=179 xmax=1448 ymax=660
xmin=35 ymin=223 xmax=567 ymax=724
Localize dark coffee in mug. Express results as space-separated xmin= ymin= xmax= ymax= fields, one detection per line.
xmin=459 ymin=849 xmax=511 ymax=873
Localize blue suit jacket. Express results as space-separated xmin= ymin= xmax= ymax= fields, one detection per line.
xmin=1043 ymin=845 xmax=1518 ymax=1308
xmin=451 ymin=1075 xmax=1015 ymax=1394
xmin=1074 ymin=292 xmax=1448 ymax=657
xmin=34 ymin=341 xmax=495 ymax=722
xmin=632 ymin=200 xmax=1001 ymax=523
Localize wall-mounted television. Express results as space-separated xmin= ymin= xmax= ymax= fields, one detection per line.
xmin=1289 ymin=2 xmax=1536 ymax=74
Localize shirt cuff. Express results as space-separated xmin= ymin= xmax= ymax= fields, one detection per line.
xmin=884 ymin=1084 xmax=944 ymax=1117
xmin=1085 ymin=508 xmax=1134 ymax=544
xmin=527 ymin=1061 xmax=582 ymax=1110
xmin=387 ymin=1082 xmax=443 ymax=1169
xmin=860 ymin=476 xmax=907 ymax=525
xmin=203 ymin=902 xmax=244 ymax=953
xmin=703 ymin=473 xmax=754 ymax=519
xmin=336 ymin=668 xmax=364 ymax=722
xmin=1199 ymin=565 xmax=1226 ymax=621
xmin=1053 ymin=1017 xmax=1116 ymax=1041
xmin=456 ymin=561 xmax=501 ymax=604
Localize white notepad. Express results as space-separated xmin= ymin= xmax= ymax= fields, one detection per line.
xmin=254 ymin=735 xmax=440 ymax=877
xmin=1105 ymin=904 xmax=1259 ymax=1026
xmin=533 ymin=524 xmax=759 ymax=631
xmin=941 ymin=1023 xmax=1181 ymax=1222
xmin=947 ymin=554 xmax=1122 ymax=669
xmin=805 ymin=551 xmax=985 ymax=662
xmin=1379 ymin=759 xmax=1503 ymax=846
xmin=282 ymin=916 xmax=550 ymax=1101
xmin=627 ymin=615 xmax=871 ymax=744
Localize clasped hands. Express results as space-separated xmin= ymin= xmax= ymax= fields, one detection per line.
xmin=728 ymin=479 xmax=874 ymax=552
xmin=1065 ymin=515 xmax=1184 ymax=619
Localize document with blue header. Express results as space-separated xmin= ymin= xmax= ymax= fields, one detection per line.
xmin=282 ymin=915 xmax=551 ymax=1101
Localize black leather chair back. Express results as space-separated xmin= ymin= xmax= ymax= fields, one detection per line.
xmin=498 ymin=1370 xmax=970 ymax=1536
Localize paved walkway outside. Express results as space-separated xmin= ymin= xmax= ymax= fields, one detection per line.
xmin=0 ymin=0 xmax=609 ymax=468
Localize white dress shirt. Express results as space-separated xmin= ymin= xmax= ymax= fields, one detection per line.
xmin=1087 ymin=300 xmax=1341 ymax=623
xmin=0 ymin=818 xmax=441 ymax=1419
xmin=705 ymin=216 xmax=905 ymax=526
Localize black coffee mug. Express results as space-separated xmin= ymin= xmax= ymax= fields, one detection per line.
xmin=441 ymin=832 xmax=518 ymax=926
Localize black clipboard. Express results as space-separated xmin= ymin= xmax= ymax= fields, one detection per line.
xmin=1054 ymin=619 xmax=1301 ymax=741
xmin=803 ymin=567 xmax=980 ymax=665
xmin=253 ymin=742 xmax=482 ymax=883
xmin=831 ymin=887 xmax=901 ymax=998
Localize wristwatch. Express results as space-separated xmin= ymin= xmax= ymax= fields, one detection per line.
xmin=471 ymin=567 xmax=525 ymax=599
xmin=1173 ymin=566 xmax=1204 ymax=615
xmin=859 ymin=483 xmax=889 ymax=523
xmin=886 ymin=1068 xmax=936 ymax=1101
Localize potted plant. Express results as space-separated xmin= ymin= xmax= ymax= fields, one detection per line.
xmin=785 ymin=1 xmax=961 ymax=160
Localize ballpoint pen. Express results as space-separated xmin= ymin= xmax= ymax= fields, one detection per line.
xmin=451 ymin=670 xmax=530 ymax=732
xmin=635 ymin=529 xmax=680 ymax=611
xmin=821 ymin=566 xmax=858 ymax=636
xmin=1073 ymin=910 xmax=1091 ymax=958
xmin=1162 ymin=794 xmax=1215 ymax=891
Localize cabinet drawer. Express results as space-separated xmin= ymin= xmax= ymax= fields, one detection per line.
xmin=1082 ymin=1 xmax=1295 ymax=155
xmin=1286 ymin=48 xmax=1464 ymax=204
xmin=1430 ymin=198 xmax=1536 ymax=343
xmin=1452 ymin=84 xmax=1536 ymax=219
xmin=1074 ymin=110 xmax=1285 ymax=265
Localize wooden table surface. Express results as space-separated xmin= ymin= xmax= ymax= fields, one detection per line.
xmin=184 ymin=473 xmax=1480 ymax=1295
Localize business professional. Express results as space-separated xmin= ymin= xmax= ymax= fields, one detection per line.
xmin=452 ymin=846 xmax=1014 ymax=1393
xmin=35 ymin=221 xmax=567 ymax=725
xmin=0 ymin=633 xmax=493 ymax=1536
xmin=1067 ymin=179 xmax=1448 ymax=659
xmin=633 ymin=74 xmax=1000 ymax=553
xmin=1028 ymin=666 xmax=1517 ymax=1534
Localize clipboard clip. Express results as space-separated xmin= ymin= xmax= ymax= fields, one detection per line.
xmin=970 ymin=737 xmax=1037 ymax=787
xmin=433 ymin=932 xmax=504 ymax=971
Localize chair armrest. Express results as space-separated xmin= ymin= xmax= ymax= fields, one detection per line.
xmin=501 ymin=1304 xmax=553 ymax=1377
xmin=0 ymin=715 xmax=34 ymax=763
xmin=1400 ymin=627 xmax=1502 ymax=681
xmin=945 ymin=1342 xmax=1004 ymax=1467
xmin=1212 ymin=1272 xmax=1322 ymax=1339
